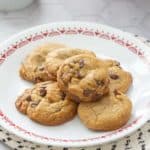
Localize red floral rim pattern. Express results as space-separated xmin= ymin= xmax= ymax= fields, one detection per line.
xmin=0 ymin=27 xmax=148 ymax=65
xmin=0 ymin=110 xmax=142 ymax=142
xmin=0 ymin=27 xmax=147 ymax=142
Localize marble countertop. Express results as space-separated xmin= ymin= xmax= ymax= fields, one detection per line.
xmin=0 ymin=0 xmax=150 ymax=149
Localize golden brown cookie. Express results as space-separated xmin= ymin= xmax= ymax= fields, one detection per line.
xmin=45 ymin=48 xmax=96 ymax=80
xmin=78 ymin=90 xmax=132 ymax=131
xmin=19 ymin=43 xmax=66 ymax=83
xmin=108 ymin=66 xmax=132 ymax=93
xmin=15 ymin=81 xmax=77 ymax=125
xmin=57 ymin=54 xmax=109 ymax=102
xmin=104 ymin=59 xmax=120 ymax=68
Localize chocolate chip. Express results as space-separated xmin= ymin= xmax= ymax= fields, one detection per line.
xmin=39 ymin=88 xmax=47 ymax=97
xmin=38 ymin=66 xmax=44 ymax=71
xmin=109 ymin=74 xmax=119 ymax=80
xmin=83 ymin=89 xmax=94 ymax=96
xmin=96 ymin=80 xmax=104 ymax=86
xmin=35 ymin=77 xmax=43 ymax=82
xmin=116 ymin=62 xmax=120 ymax=66
xmin=60 ymin=92 xmax=66 ymax=100
xmin=76 ymin=71 xmax=84 ymax=79
xmin=79 ymin=59 xmax=84 ymax=68
xmin=30 ymin=100 xmax=40 ymax=108
xmin=69 ymin=94 xmax=80 ymax=103
xmin=113 ymin=89 xmax=121 ymax=96
xmin=26 ymin=95 xmax=32 ymax=102
xmin=92 ymin=93 xmax=102 ymax=100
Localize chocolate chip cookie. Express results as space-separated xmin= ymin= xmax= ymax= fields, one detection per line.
xmin=104 ymin=59 xmax=120 ymax=68
xmin=57 ymin=54 xmax=109 ymax=102
xmin=20 ymin=43 xmax=66 ymax=83
xmin=45 ymin=48 xmax=96 ymax=80
xmin=78 ymin=90 xmax=132 ymax=131
xmin=15 ymin=81 xmax=77 ymax=125
xmin=108 ymin=66 xmax=132 ymax=93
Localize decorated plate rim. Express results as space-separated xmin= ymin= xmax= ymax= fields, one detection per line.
xmin=0 ymin=21 xmax=149 ymax=147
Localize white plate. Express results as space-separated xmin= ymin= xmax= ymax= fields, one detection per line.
xmin=0 ymin=22 xmax=150 ymax=148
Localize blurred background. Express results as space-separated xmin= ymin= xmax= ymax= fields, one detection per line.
xmin=0 ymin=0 xmax=150 ymax=43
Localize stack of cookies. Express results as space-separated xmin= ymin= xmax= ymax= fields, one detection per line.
xmin=16 ymin=43 xmax=133 ymax=131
